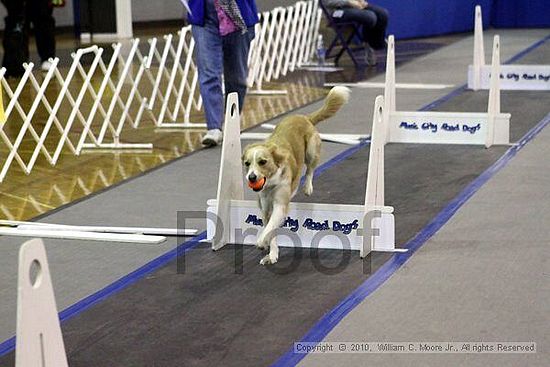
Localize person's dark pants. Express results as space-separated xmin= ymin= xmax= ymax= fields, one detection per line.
xmin=1 ymin=0 xmax=55 ymax=76
xmin=335 ymin=3 xmax=388 ymax=50
xmin=26 ymin=0 xmax=56 ymax=62
xmin=1 ymin=0 xmax=28 ymax=76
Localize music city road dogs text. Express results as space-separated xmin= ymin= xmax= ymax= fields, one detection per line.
xmin=245 ymin=214 xmax=359 ymax=235
xmin=399 ymin=121 xmax=482 ymax=134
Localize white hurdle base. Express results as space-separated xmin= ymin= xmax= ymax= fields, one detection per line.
xmin=156 ymin=122 xmax=208 ymax=129
xmin=325 ymin=82 xmax=455 ymax=90
xmin=468 ymin=5 xmax=550 ymax=91
xmin=81 ymin=142 xmax=153 ymax=150
xmin=208 ymin=92 xmax=406 ymax=258
xmin=240 ymin=123 xmax=369 ymax=146
xmin=0 ymin=227 xmax=166 ymax=244
xmin=248 ymin=88 xmax=288 ymax=96
xmin=301 ymin=66 xmax=344 ymax=72
xmin=240 ymin=132 xmax=369 ymax=146
xmin=0 ymin=220 xmax=197 ymax=236
xmin=16 ymin=239 xmax=69 ymax=367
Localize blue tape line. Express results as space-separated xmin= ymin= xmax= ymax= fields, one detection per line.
xmin=272 ymin=110 xmax=550 ymax=366
xmin=504 ymin=33 xmax=550 ymax=65
xmin=0 ymin=232 xmax=206 ymax=357
xmin=271 ymin=32 xmax=550 ymax=367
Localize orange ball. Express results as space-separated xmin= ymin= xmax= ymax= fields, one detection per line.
xmin=248 ymin=177 xmax=266 ymax=191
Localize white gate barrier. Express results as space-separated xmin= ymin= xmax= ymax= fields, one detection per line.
xmin=468 ymin=5 xmax=550 ymax=91
xmin=134 ymin=27 xmax=205 ymax=128
xmin=0 ymin=44 xmax=152 ymax=182
xmin=385 ymin=35 xmax=511 ymax=148
xmin=248 ymin=0 xmax=322 ymax=95
xmin=207 ymin=93 xmax=405 ymax=258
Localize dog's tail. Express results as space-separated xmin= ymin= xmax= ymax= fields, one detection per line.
xmin=307 ymin=86 xmax=350 ymax=124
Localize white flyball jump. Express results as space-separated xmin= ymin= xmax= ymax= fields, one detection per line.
xmin=468 ymin=5 xmax=550 ymax=91
xmin=16 ymin=239 xmax=68 ymax=367
xmin=207 ymin=93 xmax=406 ymax=258
xmin=384 ymin=35 xmax=511 ymax=148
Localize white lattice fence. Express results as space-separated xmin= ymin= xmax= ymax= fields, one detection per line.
xmin=0 ymin=0 xmax=322 ymax=182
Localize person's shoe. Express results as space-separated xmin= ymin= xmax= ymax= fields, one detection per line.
xmin=40 ymin=60 xmax=53 ymax=72
xmin=365 ymin=46 xmax=377 ymax=66
xmin=201 ymin=129 xmax=223 ymax=147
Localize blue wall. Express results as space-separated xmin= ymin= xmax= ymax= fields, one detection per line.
xmin=492 ymin=0 xmax=550 ymax=28
xmin=375 ymin=0 xmax=549 ymax=39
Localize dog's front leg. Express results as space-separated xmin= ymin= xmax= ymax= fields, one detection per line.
xmin=257 ymin=196 xmax=272 ymax=250
xmin=258 ymin=202 xmax=287 ymax=265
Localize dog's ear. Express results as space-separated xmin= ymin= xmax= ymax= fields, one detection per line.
xmin=269 ymin=145 xmax=288 ymax=167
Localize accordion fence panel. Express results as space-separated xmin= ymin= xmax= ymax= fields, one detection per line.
xmin=0 ymin=0 xmax=322 ymax=183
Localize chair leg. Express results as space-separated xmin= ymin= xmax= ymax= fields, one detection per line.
xmin=326 ymin=35 xmax=339 ymax=59
xmin=343 ymin=31 xmax=361 ymax=66
xmin=333 ymin=31 xmax=350 ymax=66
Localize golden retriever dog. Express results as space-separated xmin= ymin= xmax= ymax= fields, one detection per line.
xmin=242 ymin=86 xmax=350 ymax=265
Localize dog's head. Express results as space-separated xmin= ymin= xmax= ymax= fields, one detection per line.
xmin=242 ymin=143 xmax=286 ymax=192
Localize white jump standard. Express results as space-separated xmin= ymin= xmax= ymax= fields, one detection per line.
xmin=207 ymin=93 xmax=405 ymax=262
xmin=468 ymin=5 xmax=550 ymax=91
xmin=384 ymin=35 xmax=511 ymax=148
xmin=16 ymin=239 xmax=69 ymax=367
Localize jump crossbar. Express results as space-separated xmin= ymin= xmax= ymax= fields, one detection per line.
xmin=207 ymin=93 xmax=405 ymax=257
xmin=468 ymin=5 xmax=550 ymax=91
xmin=384 ymin=34 xmax=511 ymax=148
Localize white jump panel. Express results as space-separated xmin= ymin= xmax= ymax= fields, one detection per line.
xmin=468 ymin=64 xmax=550 ymax=90
xmin=389 ymin=111 xmax=510 ymax=145
xmin=207 ymin=199 xmax=395 ymax=251
xmin=468 ymin=5 xmax=550 ymax=91
xmin=209 ymin=93 xmax=404 ymax=258
xmin=384 ymin=34 xmax=510 ymax=148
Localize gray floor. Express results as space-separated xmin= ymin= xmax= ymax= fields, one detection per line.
xmin=0 ymin=28 xmax=547 ymax=356
xmin=300 ymin=117 xmax=550 ymax=367
xmin=299 ymin=39 xmax=550 ymax=367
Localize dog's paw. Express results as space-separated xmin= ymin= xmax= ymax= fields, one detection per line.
xmin=256 ymin=241 xmax=269 ymax=250
xmin=256 ymin=235 xmax=269 ymax=250
xmin=303 ymin=181 xmax=313 ymax=196
xmin=259 ymin=252 xmax=278 ymax=265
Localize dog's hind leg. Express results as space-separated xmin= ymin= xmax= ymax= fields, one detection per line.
xmin=303 ymin=132 xmax=321 ymax=196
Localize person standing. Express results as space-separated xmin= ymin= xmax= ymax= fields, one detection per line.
xmin=187 ymin=0 xmax=259 ymax=147
xmin=1 ymin=0 xmax=58 ymax=77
